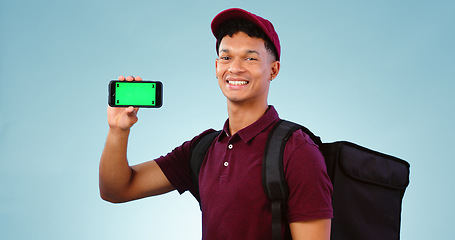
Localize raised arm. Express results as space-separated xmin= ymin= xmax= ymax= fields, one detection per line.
xmin=99 ymin=76 xmax=174 ymax=203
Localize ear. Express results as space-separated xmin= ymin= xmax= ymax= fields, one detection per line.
xmin=215 ymin=58 xmax=219 ymax=78
xmin=270 ymin=61 xmax=281 ymax=80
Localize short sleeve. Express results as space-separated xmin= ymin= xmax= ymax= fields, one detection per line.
xmin=155 ymin=129 xmax=216 ymax=194
xmin=283 ymin=130 xmax=333 ymax=222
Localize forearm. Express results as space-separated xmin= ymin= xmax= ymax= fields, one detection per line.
xmin=99 ymin=128 xmax=134 ymax=202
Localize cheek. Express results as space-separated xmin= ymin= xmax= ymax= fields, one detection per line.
xmin=217 ymin=75 xmax=224 ymax=86
xmin=251 ymin=67 xmax=268 ymax=81
xmin=216 ymin=64 xmax=227 ymax=79
xmin=216 ymin=69 xmax=225 ymax=87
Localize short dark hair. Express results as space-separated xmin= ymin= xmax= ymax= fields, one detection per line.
xmin=215 ymin=18 xmax=279 ymax=61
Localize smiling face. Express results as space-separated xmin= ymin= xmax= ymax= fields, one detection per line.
xmin=216 ymin=31 xmax=280 ymax=107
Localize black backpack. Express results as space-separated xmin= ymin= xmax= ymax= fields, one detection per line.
xmin=190 ymin=120 xmax=410 ymax=240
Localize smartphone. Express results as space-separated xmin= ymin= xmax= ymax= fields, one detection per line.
xmin=108 ymin=80 xmax=163 ymax=108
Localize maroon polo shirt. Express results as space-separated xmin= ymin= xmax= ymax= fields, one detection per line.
xmin=156 ymin=106 xmax=333 ymax=239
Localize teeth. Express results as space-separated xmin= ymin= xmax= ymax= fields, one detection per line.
xmin=228 ymin=80 xmax=248 ymax=86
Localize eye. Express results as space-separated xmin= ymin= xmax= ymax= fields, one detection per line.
xmin=246 ymin=57 xmax=257 ymax=61
xmin=219 ymin=56 xmax=230 ymax=61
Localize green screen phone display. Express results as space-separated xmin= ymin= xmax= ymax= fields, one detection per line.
xmin=109 ymin=81 xmax=163 ymax=108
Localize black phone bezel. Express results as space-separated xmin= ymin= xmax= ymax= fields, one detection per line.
xmin=108 ymin=80 xmax=163 ymax=108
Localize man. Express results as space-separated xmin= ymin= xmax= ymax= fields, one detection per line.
xmin=100 ymin=8 xmax=333 ymax=239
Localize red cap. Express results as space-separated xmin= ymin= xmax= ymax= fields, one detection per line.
xmin=211 ymin=8 xmax=281 ymax=60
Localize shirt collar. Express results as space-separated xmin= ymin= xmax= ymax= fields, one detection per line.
xmin=220 ymin=105 xmax=280 ymax=143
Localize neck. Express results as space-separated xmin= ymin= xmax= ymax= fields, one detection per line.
xmin=226 ymin=101 xmax=269 ymax=136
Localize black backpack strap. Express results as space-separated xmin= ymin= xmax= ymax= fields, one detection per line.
xmin=190 ymin=130 xmax=221 ymax=205
xmin=263 ymin=120 xmax=322 ymax=240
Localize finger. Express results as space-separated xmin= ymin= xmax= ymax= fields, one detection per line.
xmin=125 ymin=106 xmax=136 ymax=116
xmin=118 ymin=75 xmax=126 ymax=81
xmin=135 ymin=76 xmax=142 ymax=81
xmin=126 ymin=76 xmax=134 ymax=81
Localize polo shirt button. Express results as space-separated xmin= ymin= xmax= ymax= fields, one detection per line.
xmin=228 ymin=144 xmax=233 ymax=149
xmin=224 ymin=162 xmax=229 ymax=167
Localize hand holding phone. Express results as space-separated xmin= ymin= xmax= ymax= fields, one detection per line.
xmin=108 ymin=79 xmax=163 ymax=108
xmin=106 ymin=76 xmax=162 ymax=131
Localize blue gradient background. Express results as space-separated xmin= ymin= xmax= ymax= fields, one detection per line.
xmin=1 ymin=0 xmax=453 ymax=239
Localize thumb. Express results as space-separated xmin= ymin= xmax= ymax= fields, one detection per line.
xmin=125 ymin=106 xmax=139 ymax=116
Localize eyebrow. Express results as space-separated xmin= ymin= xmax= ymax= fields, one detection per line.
xmin=246 ymin=50 xmax=260 ymax=55
xmin=219 ymin=49 xmax=261 ymax=55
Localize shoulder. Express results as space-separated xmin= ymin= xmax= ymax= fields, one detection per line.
xmin=155 ymin=128 xmax=218 ymax=164
xmin=176 ymin=128 xmax=219 ymax=156
xmin=282 ymin=128 xmax=325 ymax=170
xmin=286 ymin=129 xmax=320 ymax=153
xmin=154 ymin=128 xmax=218 ymax=194
xmin=187 ymin=129 xmax=219 ymax=149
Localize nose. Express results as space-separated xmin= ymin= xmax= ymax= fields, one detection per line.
xmin=228 ymin=58 xmax=246 ymax=74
